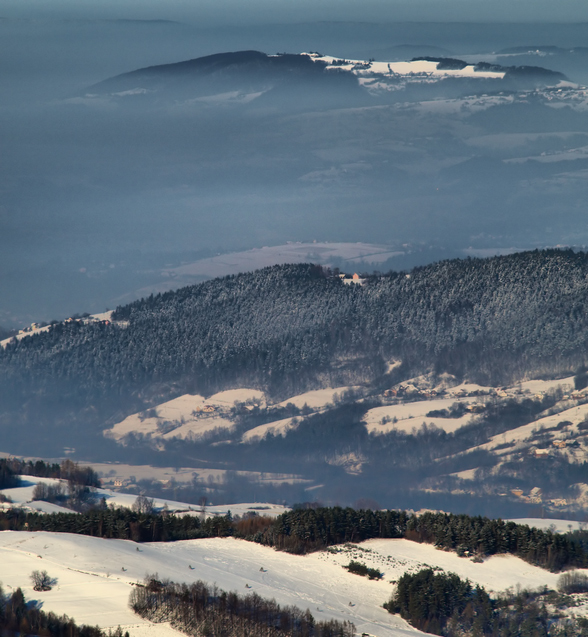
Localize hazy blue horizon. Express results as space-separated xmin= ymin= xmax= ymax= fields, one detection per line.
xmin=2 ymin=0 xmax=588 ymax=25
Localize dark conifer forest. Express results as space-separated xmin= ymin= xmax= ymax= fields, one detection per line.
xmin=0 ymin=506 xmax=583 ymax=572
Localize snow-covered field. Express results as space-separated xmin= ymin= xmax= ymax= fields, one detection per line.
xmin=119 ymin=242 xmax=402 ymax=302
xmin=312 ymin=55 xmax=506 ymax=80
xmin=278 ymin=387 xmax=356 ymax=410
xmin=106 ymin=386 xmax=356 ymax=444
xmin=363 ymin=398 xmax=476 ymax=435
xmin=0 ymin=531 xmax=573 ymax=637
xmin=163 ymin=242 xmax=396 ymax=279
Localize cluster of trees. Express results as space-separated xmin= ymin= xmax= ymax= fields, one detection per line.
xmin=0 ymin=458 xmax=100 ymax=488
xmin=3 ymin=250 xmax=588 ymax=453
xmin=0 ymin=507 xmax=232 ymax=542
xmin=403 ymin=511 xmax=586 ymax=572
xmin=386 ymin=568 xmax=588 ymax=636
xmin=385 ymin=568 xmax=493 ymax=635
xmin=0 ymin=584 xmax=107 ymax=637
xmin=130 ymin=575 xmax=355 ymax=637
xmin=557 ymin=571 xmax=588 ymax=594
xmin=343 ymin=560 xmax=382 ymax=580
xmin=30 ymin=569 xmax=54 ymax=592
xmin=0 ymin=458 xmax=102 ymax=512
xmin=0 ymin=459 xmax=20 ymax=489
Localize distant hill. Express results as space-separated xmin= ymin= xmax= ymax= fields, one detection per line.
xmin=86 ymin=50 xmax=366 ymax=110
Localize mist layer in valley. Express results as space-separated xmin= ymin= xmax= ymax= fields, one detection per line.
xmin=2 ymin=18 xmax=588 ymax=327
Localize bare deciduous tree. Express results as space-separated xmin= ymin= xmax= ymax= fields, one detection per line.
xmin=30 ymin=570 xmax=54 ymax=592
xmin=132 ymin=494 xmax=155 ymax=514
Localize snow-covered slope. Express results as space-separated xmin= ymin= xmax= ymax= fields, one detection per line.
xmin=106 ymin=389 xmax=264 ymax=443
xmin=0 ymin=532 xmax=575 ymax=637
xmin=106 ymin=385 xmax=357 ymax=444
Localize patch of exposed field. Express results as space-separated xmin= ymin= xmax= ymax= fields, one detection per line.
xmin=443 ymin=382 xmax=494 ymax=396
xmin=90 ymin=462 xmax=306 ymax=491
xmin=209 ymin=388 xmax=266 ymax=406
xmin=91 ymin=462 xmax=219 ymax=484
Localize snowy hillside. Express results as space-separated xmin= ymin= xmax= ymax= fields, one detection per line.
xmin=105 ymin=386 xmax=357 ymax=444
xmin=0 ymin=531 xmax=576 ymax=637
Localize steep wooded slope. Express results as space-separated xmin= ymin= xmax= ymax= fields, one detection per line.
xmin=1 ymin=250 xmax=588 ymax=447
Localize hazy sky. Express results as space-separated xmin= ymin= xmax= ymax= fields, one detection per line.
xmin=2 ymin=0 xmax=588 ymax=23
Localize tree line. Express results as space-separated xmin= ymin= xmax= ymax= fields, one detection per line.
xmin=0 ymin=505 xmax=585 ymax=572
xmin=0 ymin=507 xmax=232 ymax=542
xmin=130 ymin=575 xmax=355 ymax=637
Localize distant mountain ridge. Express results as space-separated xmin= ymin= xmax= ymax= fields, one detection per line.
xmin=83 ymin=50 xmax=569 ymax=110
xmin=86 ymin=50 xmax=364 ymax=108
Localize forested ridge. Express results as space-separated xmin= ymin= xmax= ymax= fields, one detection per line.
xmin=2 ymin=249 xmax=588 ymax=447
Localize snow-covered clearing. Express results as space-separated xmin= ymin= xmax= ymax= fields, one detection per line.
xmin=94 ymin=460 xmax=304 ymax=490
xmin=0 ymin=325 xmax=51 ymax=348
xmin=364 ymin=398 xmax=477 ymax=435
xmin=466 ymin=132 xmax=588 ymax=151
xmin=91 ymin=462 xmax=219 ymax=485
xmin=0 ymin=532 xmax=572 ymax=637
xmin=443 ymin=382 xmax=494 ymax=396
